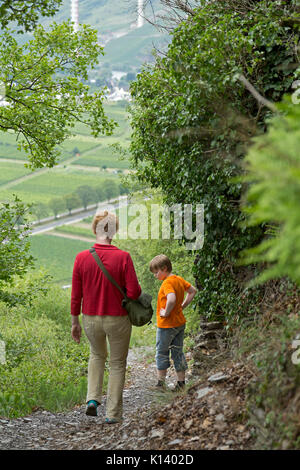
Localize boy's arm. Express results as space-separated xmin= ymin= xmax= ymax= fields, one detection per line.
xmin=182 ymin=285 xmax=197 ymax=310
xmin=160 ymin=293 xmax=176 ymax=318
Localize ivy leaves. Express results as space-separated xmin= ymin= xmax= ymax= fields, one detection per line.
xmin=129 ymin=1 xmax=298 ymax=323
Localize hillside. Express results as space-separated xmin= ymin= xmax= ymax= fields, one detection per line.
xmin=19 ymin=0 xmax=169 ymax=72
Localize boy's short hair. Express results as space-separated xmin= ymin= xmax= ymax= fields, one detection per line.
xmin=92 ymin=210 xmax=119 ymax=238
xmin=149 ymin=254 xmax=172 ymax=273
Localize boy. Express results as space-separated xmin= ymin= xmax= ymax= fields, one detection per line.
xmin=149 ymin=254 xmax=197 ymax=391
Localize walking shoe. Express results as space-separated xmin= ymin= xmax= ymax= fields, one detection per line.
xmin=155 ymin=379 xmax=167 ymax=390
xmin=85 ymin=400 xmax=99 ymax=416
xmin=105 ymin=417 xmax=120 ymax=424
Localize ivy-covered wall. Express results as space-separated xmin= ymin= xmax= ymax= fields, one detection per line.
xmin=129 ymin=0 xmax=300 ymax=325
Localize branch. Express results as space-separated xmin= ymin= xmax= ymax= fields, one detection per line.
xmin=280 ymin=17 xmax=300 ymax=28
xmin=237 ymin=74 xmax=278 ymax=113
xmin=143 ymin=0 xmax=196 ymax=31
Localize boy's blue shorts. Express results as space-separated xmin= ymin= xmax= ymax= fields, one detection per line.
xmin=156 ymin=324 xmax=188 ymax=371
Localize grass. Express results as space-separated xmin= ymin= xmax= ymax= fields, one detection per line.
xmin=29 ymin=234 xmax=93 ymax=284
xmin=0 ymin=283 xmax=93 ymax=418
xmin=0 ymin=161 xmax=31 ymax=185
xmin=103 ymin=22 xmax=165 ymax=67
xmin=0 ymin=131 xmax=28 ymax=160
xmin=73 ymin=148 xmax=130 ymax=169
xmin=54 ymin=225 xmax=93 ymax=238
xmin=59 ymin=137 xmax=103 ymax=155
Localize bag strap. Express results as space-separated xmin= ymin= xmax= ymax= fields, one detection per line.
xmin=89 ymin=247 xmax=128 ymax=300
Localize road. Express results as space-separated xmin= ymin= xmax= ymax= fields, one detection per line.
xmin=31 ymin=195 xmax=129 ymax=235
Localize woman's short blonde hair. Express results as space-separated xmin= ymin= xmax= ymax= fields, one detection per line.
xmin=92 ymin=210 xmax=119 ymax=239
xmin=149 ymin=254 xmax=172 ymax=273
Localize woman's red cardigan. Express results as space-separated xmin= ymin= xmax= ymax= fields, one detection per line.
xmin=71 ymin=243 xmax=141 ymax=317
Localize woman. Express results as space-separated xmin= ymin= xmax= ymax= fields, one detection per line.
xmin=71 ymin=210 xmax=141 ymax=423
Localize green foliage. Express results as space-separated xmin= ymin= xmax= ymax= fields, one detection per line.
xmin=0 ymin=281 xmax=96 ymax=418
xmin=102 ymin=179 xmax=119 ymax=200
xmin=233 ymin=309 xmax=300 ymax=449
xmin=77 ymin=185 xmax=98 ymax=209
xmin=0 ymin=0 xmax=63 ymax=32
xmin=64 ymin=193 xmax=82 ymax=215
xmin=129 ymin=0 xmax=299 ymax=324
xmin=49 ymin=196 xmax=66 ymax=218
xmin=239 ymin=96 xmax=300 ymax=286
xmin=0 ymin=195 xmax=35 ymax=305
xmin=31 ymin=202 xmax=49 ymax=222
xmin=45 ymin=179 xmax=123 ymax=216
xmin=0 ymin=21 xmax=115 ymax=169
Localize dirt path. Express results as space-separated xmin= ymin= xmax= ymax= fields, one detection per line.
xmin=0 ymin=346 xmax=157 ymax=450
xmin=0 ymin=345 xmax=255 ymax=451
xmin=46 ymin=230 xmax=95 ymax=243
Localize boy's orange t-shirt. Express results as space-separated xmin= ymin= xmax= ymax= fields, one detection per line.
xmin=156 ymin=275 xmax=191 ymax=328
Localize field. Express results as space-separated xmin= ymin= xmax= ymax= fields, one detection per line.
xmin=29 ymin=234 xmax=93 ymax=284
xmin=0 ymin=161 xmax=31 ymax=185
xmin=0 ymin=102 xmax=131 ymax=205
xmin=0 ymin=167 xmax=120 ymax=205
xmin=54 ymin=224 xmax=93 ymax=238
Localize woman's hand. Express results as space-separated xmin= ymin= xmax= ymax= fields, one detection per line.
xmin=71 ymin=316 xmax=82 ymax=344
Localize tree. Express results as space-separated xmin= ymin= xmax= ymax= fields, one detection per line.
xmin=49 ymin=197 xmax=66 ymax=219
xmin=119 ymin=183 xmax=130 ymax=195
xmin=102 ymin=180 xmax=119 ymax=201
xmin=32 ymin=202 xmax=49 ymax=222
xmin=0 ymin=196 xmax=34 ymax=305
xmin=95 ymin=186 xmax=105 ymax=203
xmin=77 ymin=185 xmax=98 ymax=210
xmin=0 ymin=0 xmax=63 ymax=32
xmin=0 ymin=1 xmax=113 ymax=305
xmin=64 ymin=193 xmax=81 ymax=215
xmin=72 ymin=147 xmax=80 ymax=156
xmin=143 ymin=0 xmax=196 ymax=32
xmin=0 ymin=22 xmax=115 ymax=169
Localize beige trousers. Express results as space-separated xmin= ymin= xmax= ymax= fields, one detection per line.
xmin=82 ymin=314 xmax=132 ymax=420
